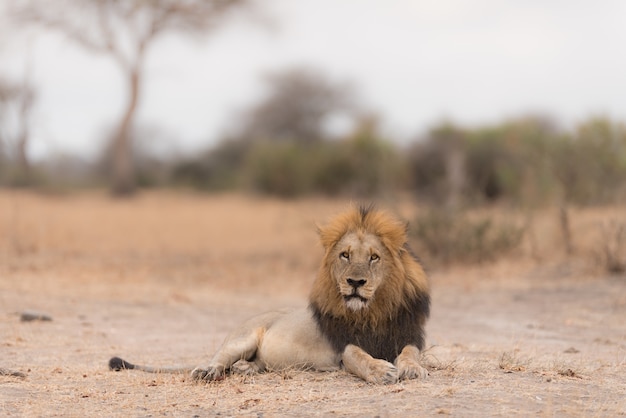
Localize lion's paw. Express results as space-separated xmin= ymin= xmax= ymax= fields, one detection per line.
xmin=367 ymin=359 xmax=398 ymax=384
xmin=231 ymin=360 xmax=261 ymax=376
xmin=396 ymin=358 xmax=428 ymax=380
xmin=191 ymin=366 xmax=224 ymax=382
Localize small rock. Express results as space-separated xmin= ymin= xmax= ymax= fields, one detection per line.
xmin=20 ymin=311 xmax=53 ymax=322
xmin=0 ymin=368 xmax=26 ymax=378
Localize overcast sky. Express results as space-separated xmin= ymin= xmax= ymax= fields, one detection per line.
xmin=2 ymin=0 xmax=626 ymax=160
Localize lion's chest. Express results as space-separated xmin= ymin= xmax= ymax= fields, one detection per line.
xmin=310 ymin=299 xmax=428 ymax=362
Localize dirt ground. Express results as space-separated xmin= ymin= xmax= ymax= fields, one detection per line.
xmin=1 ymin=191 xmax=625 ymax=417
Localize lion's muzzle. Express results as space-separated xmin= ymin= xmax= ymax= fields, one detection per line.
xmin=343 ymin=286 xmax=369 ymax=310
xmin=341 ymin=275 xmax=371 ymax=311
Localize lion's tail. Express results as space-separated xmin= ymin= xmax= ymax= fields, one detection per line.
xmin=108 ymin=357 xmax=193 ymax=374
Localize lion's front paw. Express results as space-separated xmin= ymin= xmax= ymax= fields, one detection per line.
xmin=396 ymin=358 xmax=428 ymax=380
xmin=191 ymin=366 xmax=224 ymax=382
xmin=395 ymin=345 xmax=428 ymax=380
xmin=367 ymin=359 xmax=398 ymax=384
xmin=231 ymin=360 xmax=261 ymax=376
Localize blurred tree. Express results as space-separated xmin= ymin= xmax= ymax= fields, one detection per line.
xmin=0 ymin=81 xmax=10 ymax=171
xmin=466 ymin=116 xmax=559 ymax=205
xmin=171 ymin=67 xmax=362 ymax=195
xmin=172 ymin=138 xmax=249 ymax=190
xmin=0 ymin=78 xmax=36 ymax=186
xmin=243 ymin=115 xmax=402 ymax=198
xmin=407 ymin=122 xmax=466 ymax=205
xmin=96 ymin=123 xmax=179 ymax=188
xmin=409 ymin=116 xmax=561 ymax=206
xmin=553 ymin=117 xmax=626 ymax=205
xmin=236 ymin=67 xmax=358 ymax=143
xmin=13 ymin=0 xmax=250 ymax=196
xmin=334 ymin=116 xmax=402 ymax=197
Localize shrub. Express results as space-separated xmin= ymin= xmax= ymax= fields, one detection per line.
xmin=596 ymin=220 xmax=626 ymax=274
xmin=171 ymin=139 xmax=249 ymax=190
xmin=244 ymin=141 xmax=313 ymax=197
xmin=411 ymin=210 xmax=525 ymax=264
xmin=331 ymin=122 xmax=405 ymax=196
xmin=408 ymin=117 xmax=564 ymax=206
xmin=406 ymin=123 xmax=463 ymax=204
xmin=243 ymin=121 xmax=405 ymax=198
xmin=464 ymin=117 xmax=561 ymax=205
xmin=553 ymin=118 xmax=626 ymax=205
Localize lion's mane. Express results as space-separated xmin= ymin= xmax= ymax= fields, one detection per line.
xmin=309 ymin=205 xmax=430 ymax=362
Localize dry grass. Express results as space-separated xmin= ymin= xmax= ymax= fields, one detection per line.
xmin=1 ymin=191 xmax=625 ymax=417
xmin=595 ymin=219 xmax=626 ymax=274
xmin=498 ymin=351 xmax=529 ymax=373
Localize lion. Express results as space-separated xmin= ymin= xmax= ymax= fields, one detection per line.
xmin=109 ymin=205 xmax=430 ymax=384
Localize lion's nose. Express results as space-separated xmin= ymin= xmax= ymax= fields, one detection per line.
xmin=347 ymin=278 xmax=367 ymax=288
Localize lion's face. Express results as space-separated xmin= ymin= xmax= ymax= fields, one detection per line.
xmin=311 ymin=205 xmax=429 ymax=325
xmin=329 ymin=231 xmax=387 ymax=311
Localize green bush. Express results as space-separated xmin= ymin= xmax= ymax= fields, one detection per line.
xmin=407 ymin=117 xmax=626 ymax=207
xmin=406 ymin=123 xmax=462 ymax=203
xmin=464 ymin=117 xmax=561 ymax=205
xmin=552 ymin=118 xmax=626 ymax=205
xmin=171 ymin=139 xmax=249 ymax=190
xmin=243 ymin=122 xmax=405 ymax=198
xmin=173 ymin=115 xmax=626 ymax=205
xmin=244 ymin=141 xmax=313 ymax=197
xmin=329 ymin=122 xmax=404 ymax=196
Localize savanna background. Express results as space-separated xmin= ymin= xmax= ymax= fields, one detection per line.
xmin=1 ymin=1 xmax=625 ymax=416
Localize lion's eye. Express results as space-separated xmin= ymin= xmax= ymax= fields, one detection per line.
xmin=370 ymin=254 xmax=380 ymax=262
xmin=340 ymin=251 xmax=350 ymax=260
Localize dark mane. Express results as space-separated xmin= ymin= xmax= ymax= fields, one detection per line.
xmin=310 ymin=292 xmax=430 ymax=362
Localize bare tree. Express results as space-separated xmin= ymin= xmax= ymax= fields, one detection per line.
xmin=236 ymin=67 xmax=358 ymax=143
xmin=0 ymin=78 xmax=36 ymax=185
xmin=0 ymin=82 xmax=9 ymax=165
xmin=13 ymin=0 xmax=249 ymax=195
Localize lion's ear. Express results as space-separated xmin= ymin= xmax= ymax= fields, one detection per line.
xmin=317 ymin=223 xmax=337 ymax=250
xmin=317 ymin=210 xmax=354 ymax=250
xmin=315 ymin=224 xmax=326 ymax=246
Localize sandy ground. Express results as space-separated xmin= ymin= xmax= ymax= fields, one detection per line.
xmin=0 ymin=191 xmax=625 ymax=417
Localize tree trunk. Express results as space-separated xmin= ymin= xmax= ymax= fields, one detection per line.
xmin=559 ymin=204 xmax=573 ymax=255
xmin=14 ymin=85 xmax=34 ymax=187
xmin=445 ymin=145 xmax=465 ymax=211
xmin=15 ymin=131 xmax=31 ymax=186
xmin=0 ymin=137 xmax=5 ymax=183
xmin=111 ymin=67 xmax=141 ymax=196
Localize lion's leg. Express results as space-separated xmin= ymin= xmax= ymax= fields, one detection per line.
xmin=341 ymin=344 xmax=398 ymax=384
xmin=394 ymin=345 xmax=428 ymax=380
xmin=191 ymin=327 xmax=265 ymax=382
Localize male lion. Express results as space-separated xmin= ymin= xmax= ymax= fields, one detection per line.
xmin=109 ymin=205 xmax=430 ymax=384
